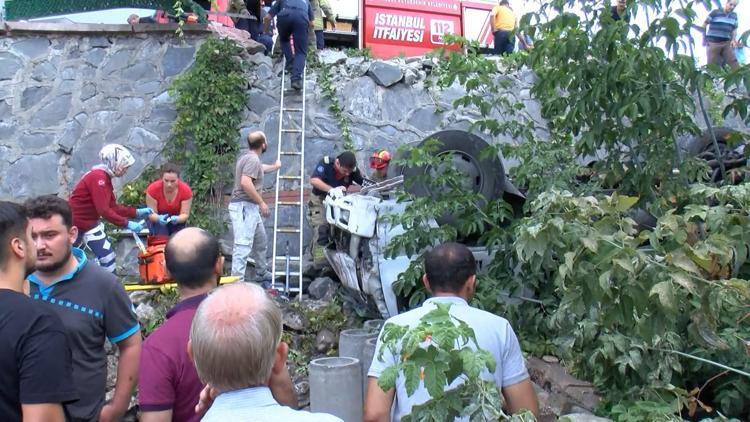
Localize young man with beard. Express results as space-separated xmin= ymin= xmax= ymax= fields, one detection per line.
xmin=25 ymin=195 xmax=142 ymax=422
xmin=0 ymin=201 xmax=78 ymax=422
xmin=229 ymin=131 xmax=281 ymax=283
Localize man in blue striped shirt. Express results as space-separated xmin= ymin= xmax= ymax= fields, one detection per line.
xmin=703 ymin=0 xmax=740 ymax=69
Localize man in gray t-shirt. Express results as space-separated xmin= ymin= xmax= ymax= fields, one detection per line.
xmin=229 ymin=131 xmax=281 ymax=283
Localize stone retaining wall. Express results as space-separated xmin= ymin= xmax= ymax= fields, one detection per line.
xmin=0 ymin=23 xmax=207 ymax=199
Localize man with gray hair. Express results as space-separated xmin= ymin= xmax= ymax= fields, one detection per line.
xmin=189 ymin=282 xmax=342 ymax=421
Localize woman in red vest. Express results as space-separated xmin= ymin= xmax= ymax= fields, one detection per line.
xmin=69 ymin=144 xmax=154 ymax=273
xmin=145 ymin=163 xmax=193 ymax=241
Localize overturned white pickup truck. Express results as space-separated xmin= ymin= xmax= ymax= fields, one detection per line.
xmin=321 ymin=126 xmax=749 ymax=318
xmin=321 ymin=130 xmax=525 ymax=318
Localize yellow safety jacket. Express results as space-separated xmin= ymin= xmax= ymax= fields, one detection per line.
xmin=313 ymin=0 xmax=336 ymax=31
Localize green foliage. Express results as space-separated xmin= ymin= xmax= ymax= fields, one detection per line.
xmin=140 ymin=288 xmax=180 ymax=337
xmin=119 ymin=167 xmax=159 ymax=207
xmin=384 ymin=2 xmax=750 ymax=419
xmin=384 ymin=138 xmax=514 ymax=308
xmin=608 ymin=400 xmax=683 ymax=422
xmin=344 ymin=47 xmax=374 ymax=59
xmin=168 ymin=37 xmax=246 ymax=234
xmin=375 ymin=303 xmax=536 ymax=421
xmin=316 ymin=63 xmax=354 ymax=150
xmin=514 ymin=188 xmax=750 ymax=415
xmin=282 ymin=299 xmax=349 ymax=376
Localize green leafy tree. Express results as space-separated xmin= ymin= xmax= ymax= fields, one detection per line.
xmin=385 ymin=1 xmax=750 ymax=419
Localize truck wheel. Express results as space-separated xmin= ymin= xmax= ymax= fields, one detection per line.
xmin=394 ymin=130 xmax=506 ymax=201
xmin=682 ymin=128 xmax=748 ymax=183
xmin=682 ymin=127 xmax=739 ymax=157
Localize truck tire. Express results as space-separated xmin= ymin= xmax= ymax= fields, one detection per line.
xmin=682 ymin=128 xmax=748 ymax=183
xmin=682 ymin=127 xmax=740 ymax=157
xmin=391 ymin=130 xmax=506 ymax=201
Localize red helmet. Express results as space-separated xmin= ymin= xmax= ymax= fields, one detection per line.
xmin=369 ymin=150 xmax=391 ymax=170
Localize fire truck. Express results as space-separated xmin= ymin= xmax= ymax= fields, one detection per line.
xmin=325 ymin=0 xmax=499 ymax=58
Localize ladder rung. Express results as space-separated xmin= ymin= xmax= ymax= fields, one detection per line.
xmin=280 ymin=151 xmax=302 ymax=156
xmin=276 ymin=227 xmax=301 ymax=233
xmin=281 ymin=129 xmax=302 ymax=133
xmin=273 ymin=271 xmax=301 ymax=277
xmin=277 ymin=201 xmax=302 ymax=206
xmin=279 ymin=175 xmax=301 ymax=180
xmin=283 ymin=108 xmax=303 ymax=112
xmin=275 ymin=256 xmax=301 ymax=261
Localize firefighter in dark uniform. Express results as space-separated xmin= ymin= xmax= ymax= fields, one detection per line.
xmin=308 ymin=151 xmax=363 ymax=266
xmin=267 ymin=0 xmax=314 ymax=90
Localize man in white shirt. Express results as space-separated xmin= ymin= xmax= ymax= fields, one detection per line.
xmin=364 ymin=242 xmax=539 ymax=421
xmin=189 ymin=282 xmax=342 ymax=422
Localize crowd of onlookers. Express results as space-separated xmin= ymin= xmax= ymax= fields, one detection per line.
xmin=0 ymin=196 xmax=541 ymax=421
xmin=0 ymin=132 xmax=541 ymax=421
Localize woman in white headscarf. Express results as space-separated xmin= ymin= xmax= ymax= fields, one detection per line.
xmin=68 ymin=144 xmax=153 ymax=273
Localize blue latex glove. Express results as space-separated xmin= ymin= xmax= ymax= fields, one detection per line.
xmin=135 ymin=207 xmax=154 ymax=218
xmin=126 ymin=221 xmax=144 ymax=232
xmin=167 ymin=216 xmax=179 ymax=225
xmin=157 ymin=214 xmax=170 ymax=226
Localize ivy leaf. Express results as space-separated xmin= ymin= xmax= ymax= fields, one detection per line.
xmin=403 ymin=362 xmax=421 ymax=396
xmin=460 ymin=348 xmax=483 ymax=379
xmin=615 ymin=195 xmax=640 ymax=212
xmin=599 ymin=270 xmax=612 ymax=291
xmin=377 ymin=365 xmax=400 ymax=392
xmin=669 ymin=252 xmax=702 ymax=275
xmin=670 ymin=272 xmax=696 ymax=295
xmin=613 ymin=257 xmax=635 ymax=273
xmin=423 ymin=362 xmax=448 ymax=399
xmin=581 ymin=235 xmax=598 ymax=253
xmin=649 ymin=281 xmax=676 ymax=310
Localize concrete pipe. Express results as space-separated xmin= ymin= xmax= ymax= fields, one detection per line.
xmin=310 ymin=356 xmax=363 ymax=422
xmin=338 ymin=328 xmax=378 ymax=361
xmin=363 ymin=319 xmax=385 ymax=332
xmin=361 ymin=336 xmax=378 ymax=397
xmin=339 ymin=328 xmax=378 ymax=400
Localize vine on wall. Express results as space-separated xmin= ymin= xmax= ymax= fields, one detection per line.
xmin=316 ymin=63 xmax=355 ymax=151
xmin=166 ymin=37 xmax=247 ymax=234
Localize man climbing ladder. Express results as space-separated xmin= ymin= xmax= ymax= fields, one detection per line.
xmin=267 ymin=0 xmax=314 ymax=90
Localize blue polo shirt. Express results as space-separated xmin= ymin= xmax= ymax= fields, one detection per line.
xmin=27 ymin=248 xmax=140 ymax=421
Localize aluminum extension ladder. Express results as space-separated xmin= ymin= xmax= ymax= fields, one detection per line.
xmin=271 ymin=61 xmax=306 ymax=299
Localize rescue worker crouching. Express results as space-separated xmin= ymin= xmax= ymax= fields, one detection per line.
xmin=68 ymin=144 xmax=154 ymax=273
xmin=308 ymin=151 xmax=363 ymax=267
